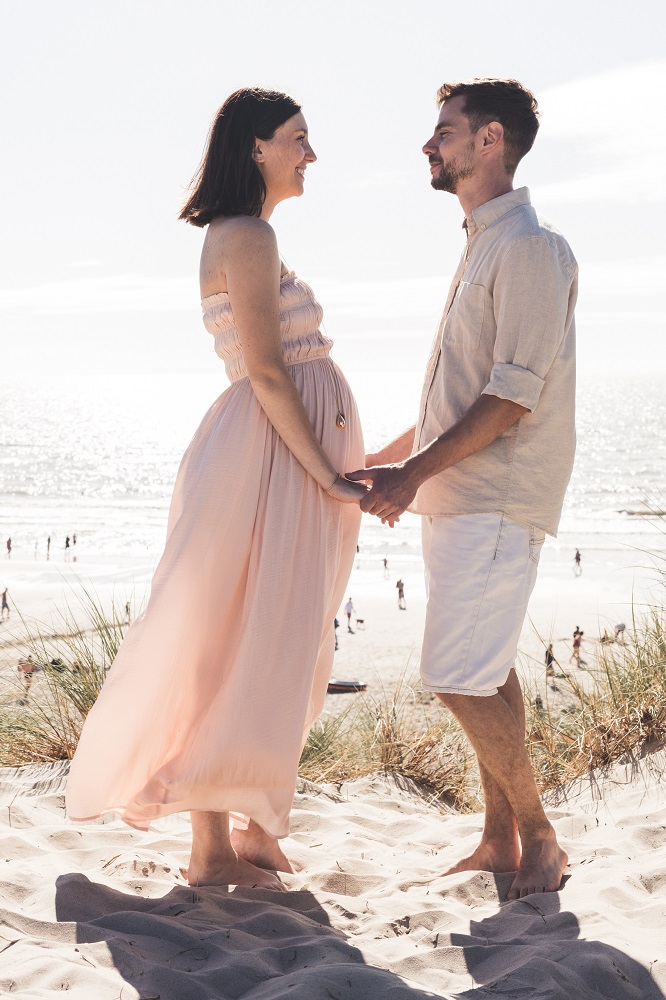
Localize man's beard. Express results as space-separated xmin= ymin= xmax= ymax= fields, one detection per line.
xmin=430 ymin=141 xmax=476 ymax=193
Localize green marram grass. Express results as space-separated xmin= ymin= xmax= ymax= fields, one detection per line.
xmin=2 ymin=583 xmax=665 ymax=810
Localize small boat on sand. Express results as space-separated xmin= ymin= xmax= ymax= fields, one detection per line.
xmin=327 ymin=679 xmax=367 ymax=694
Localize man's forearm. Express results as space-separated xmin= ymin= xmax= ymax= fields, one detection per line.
xmin=408 ymin=394 xmax=528 ymax=487
xmin=348 ymin=395 xmax=528 ymax=520
xmin=368 ymin=425 xmax=416 ymax=466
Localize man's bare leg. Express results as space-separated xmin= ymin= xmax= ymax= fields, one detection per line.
xmin=231 ymin=819 xmax=294 ymax=873
xmin=438 ymin=674 xmax=567 ymax=900
xmin=186 ymin=811 xmax=285 ymax=890
xmin=444 ymin=670 xmax=522 ymax=876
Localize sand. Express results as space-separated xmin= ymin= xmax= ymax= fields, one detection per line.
xmin=0 ymin=751 xmax=665 ymax=998
xmin=1 ymin=545 xmax=665 ymax=997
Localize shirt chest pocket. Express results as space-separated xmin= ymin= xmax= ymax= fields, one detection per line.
xmin=442 ymin=280 xmax=486 ymax=352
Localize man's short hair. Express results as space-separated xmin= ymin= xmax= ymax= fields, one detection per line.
xmin=437 ymin=78 xmax=539 ymax=175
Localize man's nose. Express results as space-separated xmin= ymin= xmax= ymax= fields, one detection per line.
xmin=422 ymin=136 xmax=436 ymax=156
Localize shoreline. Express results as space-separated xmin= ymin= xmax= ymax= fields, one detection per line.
xmin=1 ymin=533 xmax=662 ymax=681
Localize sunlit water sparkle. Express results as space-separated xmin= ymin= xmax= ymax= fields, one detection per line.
xmin=1 ymin=372 xmax=665 ymax=566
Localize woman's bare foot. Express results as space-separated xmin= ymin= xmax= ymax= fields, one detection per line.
xmin=231 ymin=819 xmax=294 ymax=873
xmin=187 ymin=810 xmax=285 ymax=889
xmin=184 ymin=853 xmax=285 ymax=890
xmin=444 ymin=835 xmax=521 ymax=877
xmin=506 ymin=833 xmax=568 ymax=900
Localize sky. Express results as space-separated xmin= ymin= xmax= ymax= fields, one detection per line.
xmin=1 ymin=0 xmax=665 ymax=379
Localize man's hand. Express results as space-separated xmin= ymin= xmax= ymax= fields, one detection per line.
xmin=346 ymin=463 xmax=420 ymax=523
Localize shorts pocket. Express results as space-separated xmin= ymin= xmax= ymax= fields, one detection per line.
xmin=442 ymin=281 xmax=486 ymax=351
xmin=529 ymin=526 xmax=546 ymax=564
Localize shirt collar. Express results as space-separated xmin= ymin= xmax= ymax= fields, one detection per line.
xmin=464 ymin=186 xmax=531 ymax=236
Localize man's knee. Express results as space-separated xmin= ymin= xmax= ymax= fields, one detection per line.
xmin=435 ymin=690 xmax=468 ymax=713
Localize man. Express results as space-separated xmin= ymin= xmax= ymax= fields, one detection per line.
xmin=349 ymin=79 xmax=576 ymax=900
xmin=345 ymin=597 xmax=355 ymax=633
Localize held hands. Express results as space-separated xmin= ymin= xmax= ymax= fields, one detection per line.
xmin=346 ymin=462 xmax=420 ymax=526
xmin=325 ymin=475 xmax=369 ymax=505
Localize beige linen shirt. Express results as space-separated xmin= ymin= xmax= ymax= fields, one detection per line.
xmin=411 ymin=187 xmax=577 ymax=537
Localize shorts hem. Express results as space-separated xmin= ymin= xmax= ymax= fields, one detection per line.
xmin=420 ymin=680 xmax=498 ymax=697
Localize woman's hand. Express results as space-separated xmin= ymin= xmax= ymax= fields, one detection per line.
xmin=326 ymin=476 xmax=368 ymax=504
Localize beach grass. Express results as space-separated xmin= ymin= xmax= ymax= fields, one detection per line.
xmin=1 ymin=589 xmax=665 ymax=806
xmin=526 ymin=602 xmax=666 ymax=790
xmin=0 ymin=590 xmax=127 ymax=765
xmin=300 ymin=680 xmax=478 ymax=811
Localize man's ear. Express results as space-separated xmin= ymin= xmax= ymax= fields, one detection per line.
xmin=482 ymin=120 xmax=504 ymax=150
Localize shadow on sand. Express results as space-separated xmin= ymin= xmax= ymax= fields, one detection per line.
xmin=55 ymin=872 xmax=440 ymax=999
xmin=450 ymin=872 xmax=664 ymax=1000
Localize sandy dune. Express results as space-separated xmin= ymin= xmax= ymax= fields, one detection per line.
xmin=1 ymin=750 xmax=665 ymax=999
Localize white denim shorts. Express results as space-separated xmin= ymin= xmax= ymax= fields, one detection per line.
xmin=420 ymin=513 xmax=545 ymax=697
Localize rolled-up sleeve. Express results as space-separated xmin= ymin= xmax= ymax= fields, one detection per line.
xmin=482 ymin=235 xmax=576 ymax=412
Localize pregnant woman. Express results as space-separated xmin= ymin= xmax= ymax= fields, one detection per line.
xmin=66 ymin=88 xmax=366 ymax=890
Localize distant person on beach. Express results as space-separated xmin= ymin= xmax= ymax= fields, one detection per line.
xmin=64 ymin=535 xmax=71 ymax=561
xmin=573 ymin=548 xmax=582 ymax=575
xmin=349 ymin=78 xmax=576 ymax=900
xmin=614 ymin=622 xmax=626 ymax=641
xmin=17 ymin=656 xmax=38 ymax=702
xmin=6 ymin=537 xmax=11 ymax=559
xmin=66 ymin=87 xmax=366 ymax=891
xmin=383 ymin=556 xmax=389 ymax=578
xmin=544 ymin=643 xmax=555 ymax=676
xmin=1 ymin=588 xmax=9 ymax=621
xmin=46 ymin=535 xmax=51 ymax=560
xmin=396 ymin=578 xmax=406 ymax=609
xmin=345 ymin=597 xmax=355 ymax=632
xmin=570 ymin=631 xmax=584 ymax=666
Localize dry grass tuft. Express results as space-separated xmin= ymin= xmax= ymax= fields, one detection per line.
xmin=526 ymin=605 xmax=666 ymax=789
xmin=300 ymin=680 xmax=478 ymax=812
xmin=0 ymin=589 xmax=129 ymax=765
xmin=2 ymin=586 xmax=665 ymax=811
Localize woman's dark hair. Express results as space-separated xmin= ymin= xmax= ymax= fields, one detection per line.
xmin=180 ymin=88 xmax=302 ymax=227
xmin=437 ymin=78 xmax=539 ymax=175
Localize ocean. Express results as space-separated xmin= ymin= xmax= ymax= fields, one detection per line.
xmin=1 ymin=371 xmax=665 ymax=569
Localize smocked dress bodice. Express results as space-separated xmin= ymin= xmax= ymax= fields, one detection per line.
xmin=201 ymin=271 xmax=333 ymax=383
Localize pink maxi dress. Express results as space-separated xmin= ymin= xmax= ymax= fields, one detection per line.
xmin=65 ymin=270 xmax=364 ymax=838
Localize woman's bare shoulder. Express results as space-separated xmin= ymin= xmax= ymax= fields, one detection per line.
xmin=201 ymin=217 xmax=278 ymax=296
xmin=206 ymin=215 xmax=276 ymax=253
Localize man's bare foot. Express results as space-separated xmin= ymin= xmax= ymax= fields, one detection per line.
xmin=444 ymin=836 xmax=521 ymax=877
xmin=231 ymin=820 xmax=294 ymax=873
xmin=507 ymin=832 xmax=568 ymax=900
xmin=184 ymin=853 xmax=285 ymax=890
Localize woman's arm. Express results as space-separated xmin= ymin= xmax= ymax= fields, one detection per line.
xmin=222 ymin=218 xmax=365 ymax=504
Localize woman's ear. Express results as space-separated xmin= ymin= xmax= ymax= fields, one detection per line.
xmin=252 ymin=140 xmax=265 ymax=163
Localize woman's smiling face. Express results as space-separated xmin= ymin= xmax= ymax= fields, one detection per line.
xmin=254 ymin=112 xmax=316 ymax=205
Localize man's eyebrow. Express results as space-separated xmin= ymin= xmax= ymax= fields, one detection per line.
xmin=436 ymin=120 xmax=456 ymax=131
